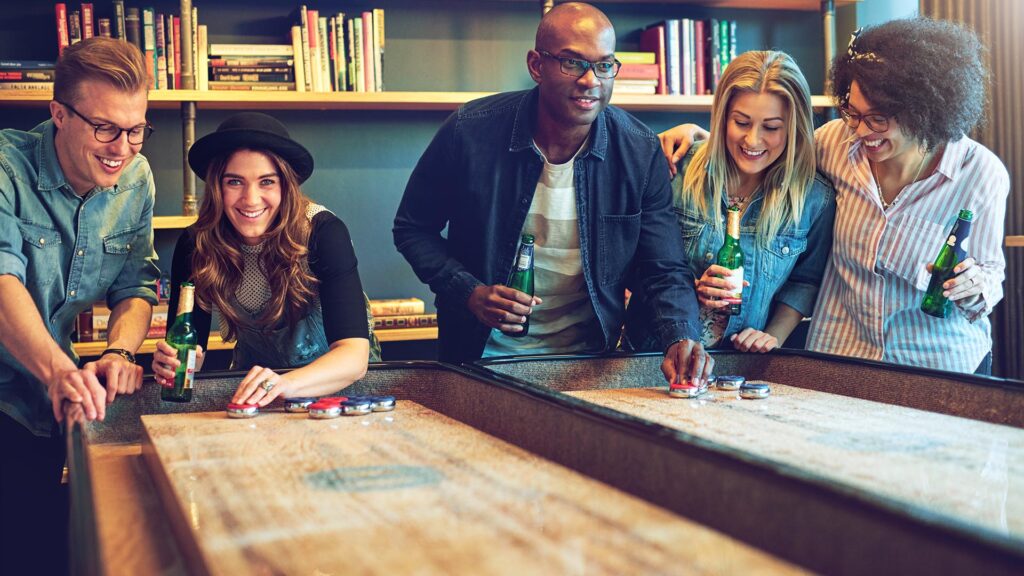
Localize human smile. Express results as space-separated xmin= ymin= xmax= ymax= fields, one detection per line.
xmin=98 ymin=156 xmax=125 ymax=172
xmin=739 ymin=147 xmax=767 ymax=159
xmin=237 ymin=207 xmax=268 ymax=219
xmin=571 ymin=95 xmax=599 ymax=110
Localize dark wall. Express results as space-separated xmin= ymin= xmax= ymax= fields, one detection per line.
xmin=0 ymin=0 xmax=829 ymax=312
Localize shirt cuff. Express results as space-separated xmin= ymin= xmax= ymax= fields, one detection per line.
xmin=773 ymin=281 xmax=818 ymax=318
xmin=655 ymin=320 xmax=701 ymax=351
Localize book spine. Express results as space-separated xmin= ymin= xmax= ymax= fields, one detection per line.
xmin=165 ymin=14 xmax=175 ymax=89
xmin=0 ymin=60 xmax=57 ymax=69
xmin=172 ymin=16 xmax=182 ymax=89
xmin=55 ymin=4 xmax=70 ymax=57
xmin=694 ymin=20 xmax=706 ymax=95
xmin=347 ymin=18 xmax=357 ymax=93
xmin=210 ymin=72 xmax=293 ymax=82
xmin=327 ymin=16 xmax=337 ymax=91
xmin=680 ymin=19 xmax=690 ymax=95
xmin=208 ymin=82 xmax=293 ymax=91
xmin=97 ymin=18 xmax=111 ymax=38
xmin=298 ymin=6 xmax=313 ymax=92
xmin=142 ymin=8 xmax=156 ymax=89
xmin=373 ymin=8 xmax=384 ymax=92
xmin=208 ymin=65 xmax=293 ymax=73
xmin=317 ymin=16 xmax=330 ymax=92
xmin=208 ymin=44 xmax=295 ymax=56
xmin=665 ymin=19 xmax=680 ymax=95
xmin=125 ymin=7 xmax=140 ymax=50
xmin=369 ymin=299 xmax=426 ymax=316
xmin=179 ymin=0 xmax=193 ymax=89
xmin=69 ymin=10 xmax=81 ymax=45
xmin=82 ymin=3 xmax=94 ymax=39
xmin=0 ymin=81 xmax=54 ymax=90
xmin=290 ymin=26 xmax=306 ymax=92
xmin=306 ymin=8 xmax=321 ymax=91
xmin=335 ymin=13 xmax=347 ymax=91
xmin=616 ymin=64 xmax=659 ymax=80
xmin=351 ymin=18 xmax=363 ymax=92
xmin=373 ymin=314 xmax=437 ymax=330
xmin=361 ymin=12 xmax=373 ymax=93
xmin=0 ymin=70 xmax=57 ymax=81
xmin=155 ymin=13 xmax=167 ymax=90
xmin=113 ymin=0 xmax=126 ymax=41
xmin=191 ymin=7 xmax=199 ymax=90
xmin=197 ymin=24 xmax=208 ymax=90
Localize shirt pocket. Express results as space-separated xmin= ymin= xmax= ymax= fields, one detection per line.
xmin=17 ymin=220 xmax=63 ymax=289
xmin=99 ymin=224 xmax=144 ymax=286
xmin=598 ymin=211 xmax=641 ymax=285
xmin=763 ymin=231 xmax=808 ymax=282
xmin=878 ymin=214 xmax=944 ymax=288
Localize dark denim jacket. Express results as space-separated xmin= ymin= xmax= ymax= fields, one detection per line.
xmin=393 ymin=88 xmax=700 ymax=362
xmin=0 ymin=120 xmax=159 ymax=436
xmin=627 ymin=144 xmax=836 ymax=349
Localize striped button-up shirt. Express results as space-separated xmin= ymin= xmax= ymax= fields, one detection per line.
xmin=807 ymin=119 xmax=1009 ymax=374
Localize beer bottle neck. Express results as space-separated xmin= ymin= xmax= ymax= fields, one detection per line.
xmin=177 ymin=287 xmax=195 ymax=317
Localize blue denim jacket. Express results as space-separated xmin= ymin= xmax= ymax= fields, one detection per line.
xmin=394 ymin=89 xmax=700 ymax=362
xmin=0 ymin=120 xmax=159 ymax=436
xmin=628 ymin=145 xmax=836 ymax=348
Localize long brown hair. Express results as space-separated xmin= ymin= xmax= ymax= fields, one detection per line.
xmin=682 ymin=50 xmax=815 ymax=246
xmin=191 ymin=148 xmax=319 ymax=340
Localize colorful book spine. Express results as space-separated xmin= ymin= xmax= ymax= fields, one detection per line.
xmin=370 ymin=298 xmax=426 ymax=317
xmin=694 ymin=19 xmax=706 ymax=95
xmin=113 ymin=0 xmax=126 ymax=40
xmin=0 ymin=60 xmax=57 ymax=69
xmin=97 ymin=18 xmax=111 ymax=38
xmin=374 ymin=314 xmax=437 ymax=330
xmin=639 ymin=24 xmax=667 ymax=95
xmin=290 ymin=26 xmax=306 ymax=92
xmin=69 ymin=10 xmax=81 ymax=45
xmin=0 ymin=70 xmax=57 ymax=81
xmin=55 ymin=4 xmax=70 ymax=56
xmin=81 ymin=3 xmax=94 ymax=39
xmin=178 ymin=0 xmax=193 ymax=89
xmin=373 ymin=8 xmax=385 ymax=92
xmin=361 ymin=11 xmax=373 ymax=93
xmin=125 ymin=7 xmax=141 ymax=50
xmin=317 ymin=16 xmax=330 ymax=92
xmin=142 ymin=8 xmax=156 ymax=89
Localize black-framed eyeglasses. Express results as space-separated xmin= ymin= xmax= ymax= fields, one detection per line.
xmin=58 ymin=100 xmax=154 ymax=145
xmin=537 ymin=49 xmax=621 ymax=79
xmin=839 ymin=107 xmax=893 ymax=133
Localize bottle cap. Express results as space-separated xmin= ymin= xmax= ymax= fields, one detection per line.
xmin=739 ymin=382 xmax=771 ymax=399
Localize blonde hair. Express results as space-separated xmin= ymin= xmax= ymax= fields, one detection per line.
xmin=191 ymin=149 xmax=319 ymax=340
xmin=53 ymin=37 xmax=148 ymax=104
xmin=682 ymin=50 xmax=815 ymax=245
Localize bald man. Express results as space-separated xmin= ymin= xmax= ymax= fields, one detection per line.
xmin=394 ymin=2 xmax=712 ymax=384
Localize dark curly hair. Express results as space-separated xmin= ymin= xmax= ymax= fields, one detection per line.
xmin=830 ymin=18 xmax=989 ymax=150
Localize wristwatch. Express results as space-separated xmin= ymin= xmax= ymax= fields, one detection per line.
xmin=101 ymin=348 xmax=137 ymax=364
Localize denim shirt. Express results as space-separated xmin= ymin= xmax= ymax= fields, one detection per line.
xmin=0 ymin=120 xmax=159 ymax=437
xmin=394 ymin=88 xmax=700 ymax=362
xmin=672 ymin=145 xmax=836 ymax=344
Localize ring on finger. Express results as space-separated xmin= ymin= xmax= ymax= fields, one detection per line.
xmin=258 ymin=378 xmax=275 ymax=393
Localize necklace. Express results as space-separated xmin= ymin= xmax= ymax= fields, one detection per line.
xmin=871 ymin=149 xmax=930 ymax=210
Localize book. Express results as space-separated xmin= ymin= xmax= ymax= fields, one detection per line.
xmin=351 ymin=17 xmax=363 ymax=92
xmin=209 ymin=57 xmax=293 ymax=67
xmin=210 ymin=72 xmax=293 ymax=82
xmin=112 ymin=0 xmax=126 ymax=40
xmin=664 ymin=19 xmax=680 ymax=95
xmin=361 ymin=11 xmax=373 ymax=93
xmin=208 ymin=81 xmax=294 ymax=91
xmin=373 ymin=313 xmax=437 ymax=330
xmin=616 ymin=63 xmax=659 ymax=80
xmin=179 ymin=0 xmax=194 ymax=90
xmin=369 ymin=298 xmax=425 ymax=317
xmin=197 ymin=24 xmax=208 ymax=90
xmin=172 ymin=15 xmax=182 ymax=89
xmin=317 ymin=15 xmax=330 ymax=92
xmin=142 ymin=8 xmax=156 ymax=89
xmin=0 ymin=70 xmax=57 ymax=81
xmin=208 ymin=65 xmax=293 ymax=74
xmin=125 ymin=7 xmax=141 ymax=50
xmin=97 ymin=17 xmax=111 ymax=38
xmin=289 ymin=26 xmax=306 ymax=92
xmin=69 ymin=10 xmax=81 ymax=45
xmin=0 ymin=82 xmax=54 ymax=90
xmin=155 ymin=12 xmax=168 ymax=90
xmin=55 ymin=4 xmax=70 ymax=56
xmin=616 ymin=51 xmax=656 ymax=65
xmin=0 ymin=60 xmax=57 ymax=69
xmin=694 ymin=19 xmax=706 ymax=95
xmin=81 ymin=3 xmax=94 ymax=39
xmin=209 ymin=44 xmax=294 ymax=57
xmin=372 ymin=8 xmax=385 ymax=92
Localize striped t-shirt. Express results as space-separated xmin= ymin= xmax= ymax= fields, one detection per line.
xmin=806 ymin=119 xmax=1009 ymax=373
xmin=483 ymin=145 xmax=601 ymax=357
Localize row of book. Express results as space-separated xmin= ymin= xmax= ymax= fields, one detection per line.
xmin=640 ymin=18 xmax=738 ymax=96
xmin=46 ymin=2 xmax=385 ymax=93
xmin=0 ymin=60 xmax=56 ymax=91
xmin=71 ymin=297 xmax=436 ymax=343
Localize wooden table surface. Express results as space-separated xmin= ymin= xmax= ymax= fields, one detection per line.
xmin=137 ymin=401 xmax=805 ymax=575
xmin=567 ymin=383 xmax=1024 ymax=541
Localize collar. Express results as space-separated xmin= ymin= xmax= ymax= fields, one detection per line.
xmin=508 ymin=87 xmax=608 ymax=161
xmin=34 ymin=120 xmax=69 ymax=192
xmin=933 ymin=136 xmax=968 ymax=182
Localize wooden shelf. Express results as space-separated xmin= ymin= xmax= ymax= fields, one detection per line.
xmin=73 ymin=327 xmax=438 ymax=357
xmin=152 ymin=216 xmax=197 ymax=229
xmin=1007 ymin=236 xmax=1024 ymax=248
xmin=0 ymin=90 xmax=837 ymax=112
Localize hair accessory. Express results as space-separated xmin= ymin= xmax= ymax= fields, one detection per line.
xmin=846 ymin=27 xmax=883 ymax=64
xmin=188 ymin=112 xmax=314 ymax=183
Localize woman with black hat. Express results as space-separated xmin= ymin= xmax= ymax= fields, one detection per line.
xmin=151 ymin=112 xmax=378 ymax=406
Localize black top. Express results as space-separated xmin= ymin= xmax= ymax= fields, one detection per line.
xmin=167 ymin=211 xmax=369 ymax=348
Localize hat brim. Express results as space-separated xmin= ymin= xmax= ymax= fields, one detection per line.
xmin=188 ymin=128 xmax=314 ymax=184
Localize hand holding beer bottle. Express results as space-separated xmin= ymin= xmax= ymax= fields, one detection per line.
xmin=467 ymin=234 xmax=542 ymax=333
xmin=158 ymin=282 xmax=200 ymax=402
xmin=696 ymin=205 xmax=746 ymax=313
xmin=922 ymin=209 xmax=976 ymax=318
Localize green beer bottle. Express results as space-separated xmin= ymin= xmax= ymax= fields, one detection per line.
xmin=161 ymin=282 xmax=198 ymax=402
xmin=717 ymin=204 xmax=745 ymax=315
xmin=921 ymin=209 xmax=973 ymax=318
xmin=505 ymin=234 xmax=535 ymax=338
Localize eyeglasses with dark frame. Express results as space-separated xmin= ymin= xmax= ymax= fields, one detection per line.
xmin=58 ymin=100 xmax=154 ymax=145
xmin=537 ymin=50 xmax=622 ymax=79
xmin=839 ymin=107 xmax=893 ymax=133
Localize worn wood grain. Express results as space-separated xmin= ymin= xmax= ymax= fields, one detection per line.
xmin=140 ymin=401 xmax=804 ymax=575
xmin=567 ymin=383 xmax=1024 ymax=540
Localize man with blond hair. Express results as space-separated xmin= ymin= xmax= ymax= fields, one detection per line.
xmin=0 ymin=37 xmax=159 ymax=572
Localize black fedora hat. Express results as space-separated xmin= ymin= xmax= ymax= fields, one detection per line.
xmin=188 ymin=112 xmax=314 ymax=183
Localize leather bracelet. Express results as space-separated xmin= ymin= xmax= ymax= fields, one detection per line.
xmin=101 ymin=348 xmax=136 ymax=364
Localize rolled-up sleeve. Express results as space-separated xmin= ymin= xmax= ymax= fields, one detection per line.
xmin=955 ymin=163 xmax=1009 ymax=322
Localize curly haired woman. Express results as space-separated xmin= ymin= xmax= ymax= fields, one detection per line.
xmin=659 ymin=19 xmax=1009 ymax=374
xmin=151 ymin=112 xmax=380 ymax=406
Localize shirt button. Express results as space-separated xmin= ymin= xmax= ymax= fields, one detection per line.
xmin=70 ymin=290 xmax=76 ymax=297
xmin=126 ymin=243 xmax=131 ymax=250
xmin=705 ymin=252 xmax=714 ymax=262
xmin=78 ymin=249 xmax=84 ymax=256
xmin=39 ymin=238 xmax=46 ymax=245
xmin=782 ymin=246 xmax=790 ymax=255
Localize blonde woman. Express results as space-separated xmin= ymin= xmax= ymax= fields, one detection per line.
xmin=151 ymin=112 xmax=378 ymax=406
xmin=629 ymin=51 xmax=835 ymax=352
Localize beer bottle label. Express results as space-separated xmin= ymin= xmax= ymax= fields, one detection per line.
xmin=723 ymin=266 xmax=744 ymax=304
xmin=516 ymin=250 xmax=532 ymax=270
xmin=182 ymin=348 xmax=196 ymax=390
